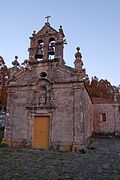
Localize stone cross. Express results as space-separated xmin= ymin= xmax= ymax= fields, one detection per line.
xmin=45 ymin=16 xmax=51 ymax=23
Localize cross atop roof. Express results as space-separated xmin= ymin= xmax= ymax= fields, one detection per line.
xmin=45 ymin=15 xmax=51 ymax=23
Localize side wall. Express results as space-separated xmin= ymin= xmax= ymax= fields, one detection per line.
xmin=82 ymin=88 xmax=93 ymax=145
xmin=73 ymin=84 xmax=93 ymax=150
xmin=93 ymin=104 xmax=116 ymax=134
xmin=112 ymin=105 xmax=120 ymax=136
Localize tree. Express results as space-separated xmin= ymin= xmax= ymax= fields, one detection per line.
xmin=86 ymin=76 xmax=120 ymax=102
xmin=0 ymin=56 xmax=10 ymax=111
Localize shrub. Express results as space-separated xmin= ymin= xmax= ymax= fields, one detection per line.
xmin=0 ymin=128 xmax=4 ymax=143
xmin=80 ymin=148 xmax=86 ymax=154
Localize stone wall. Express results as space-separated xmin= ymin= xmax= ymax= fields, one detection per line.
xmin=71 ymin=83 xmax=93 ymax=151
xmin=4 ymin=22 xmax=93 ymax=150
xmin=93 ymin=103 xmax=119 ymax=135
xmin=52 ymin=83 xmax=74 ymax=149
xmin=82 ymin=87 xmax=93 ymax=145
xmin=4 ymin=86 xmax=33 ymax=147
xmin=4 ymin=61 xmax=93 ymax=150
xmin=0 ymin=110 xmax=6 ymax=128
xmin=114 ymin=105 xmax=120 ymax=136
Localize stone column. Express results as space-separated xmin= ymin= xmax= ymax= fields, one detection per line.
xmin=72 ymin=82 xmax=84 ymax=151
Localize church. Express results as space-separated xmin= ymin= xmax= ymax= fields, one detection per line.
xmin=4 ymin=18 xmax=120 ymax=151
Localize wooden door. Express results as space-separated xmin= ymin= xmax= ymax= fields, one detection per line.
xmin=33 ymin=116 xmax=50 ymax=148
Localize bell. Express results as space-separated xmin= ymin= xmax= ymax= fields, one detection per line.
xmin=49 ymin=43 xmax=55 ymax=55
xmin=35 ymin=48 xmax=43 ymax=59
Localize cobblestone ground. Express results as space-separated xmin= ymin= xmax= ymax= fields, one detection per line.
xmin=0 ymin=137 xmax=120 ymax=180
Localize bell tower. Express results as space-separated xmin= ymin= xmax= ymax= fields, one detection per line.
xmin=28 ymin=17 xmax=66 ymax=65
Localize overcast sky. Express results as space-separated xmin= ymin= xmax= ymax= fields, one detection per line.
xmin=0 ymin=0 xmax=120 ymax=85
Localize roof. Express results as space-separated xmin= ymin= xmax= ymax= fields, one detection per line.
xmin=84 ymin=83 xmax=93 ymax=104
xmin=92 ymin=98 xmax=117 ymax=104
xmin=37 ymin=23 xmax=58 ymax=37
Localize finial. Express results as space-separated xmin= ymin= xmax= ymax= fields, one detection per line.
xmin=75 ymin=47 xmax=82 ymax=59
xmin=59 ymin=25 xmax=65 ymax=37
xmin=45 ymin=15 xmax=51 ymax=23
xmin=76 ymin=47 xmax=80 ymax=52
xmin=74 ymin=47 xmax=84 ymax=71
xmin=15 ymin=55 xmax=18 ymax=60
xmin=32 ymin=30 xmax=36 ymax=36
xmin=12 ymin=56 xmax=19 ymax=66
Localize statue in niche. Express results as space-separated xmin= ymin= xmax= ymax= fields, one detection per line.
xmin=38 ymin=93 xmax=46 ymax=106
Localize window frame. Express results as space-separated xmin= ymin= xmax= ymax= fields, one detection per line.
xmin=100 ymin=113 xmax=106 ymax=122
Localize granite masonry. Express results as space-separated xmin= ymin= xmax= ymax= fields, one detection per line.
xmin=3 ymin=21 xmax=120 ymax=151
xmin=93 ymin=98 xmax=120 ymax=136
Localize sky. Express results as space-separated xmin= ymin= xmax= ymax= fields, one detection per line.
xmin=0 ymin=0 xmax=120 ymax=85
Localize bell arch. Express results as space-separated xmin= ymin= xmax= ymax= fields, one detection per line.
xmin=35 ymin=39 xmax=44 ymax=60
xmin=48 ymin=37 xmax=55 ymax=60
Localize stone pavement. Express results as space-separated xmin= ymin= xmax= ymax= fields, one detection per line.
xmin=0 ymin=137 xmax=120 ymax=179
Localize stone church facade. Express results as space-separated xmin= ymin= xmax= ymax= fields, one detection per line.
xmin=4 ymin=21 xmax=120 ymax=150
